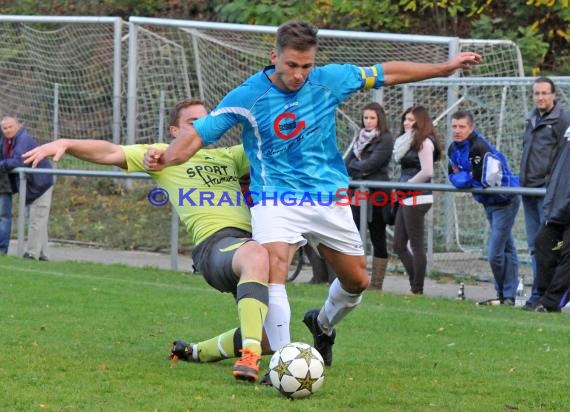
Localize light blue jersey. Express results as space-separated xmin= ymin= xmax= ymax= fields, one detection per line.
xmin=193 ymin=63 xmax=385 ymax=202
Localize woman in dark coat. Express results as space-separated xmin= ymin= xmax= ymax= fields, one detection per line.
xmin=344 ymin=102 xmax=393 ymax=290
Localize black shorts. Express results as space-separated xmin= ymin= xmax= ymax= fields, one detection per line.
xmin=191 ymin=227 xmax=253 ymax=294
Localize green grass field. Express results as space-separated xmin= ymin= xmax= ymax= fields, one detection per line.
xmin=1 ymin=256 xmax=569 ymax=411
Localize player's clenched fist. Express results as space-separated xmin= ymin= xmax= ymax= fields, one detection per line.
xmin=144 ymin=146 xmax=166 ymax=171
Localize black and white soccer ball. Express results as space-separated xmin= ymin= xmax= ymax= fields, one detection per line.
xmin=268 ymin=341 xmax=325 ymax=399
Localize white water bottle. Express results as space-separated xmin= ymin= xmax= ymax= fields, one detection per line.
xmin=457 ymin=282 xmax=465 ymax=300
xmin=515 ymin=276 xmax=525 ymax=307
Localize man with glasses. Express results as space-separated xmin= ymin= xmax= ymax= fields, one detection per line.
xmin=520 ymin=77 xmax=570 ymax=309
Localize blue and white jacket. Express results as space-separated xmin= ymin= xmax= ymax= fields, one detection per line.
xmin=448 ymin=130 xmax=519 ymax=206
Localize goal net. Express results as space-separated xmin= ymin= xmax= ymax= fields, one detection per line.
xmin=0 ymin=18 xmax=127 ymax=152
xmin=127 ymin=20 xmax=559 ymax=277
xmin=4 ymin=16 xmax=566 ymax=277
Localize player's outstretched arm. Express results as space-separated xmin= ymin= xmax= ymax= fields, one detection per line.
xmin=382 ymin=52 xmax=481 ymax=86
xmin=23 ymin=139 xmax=127 ymax=169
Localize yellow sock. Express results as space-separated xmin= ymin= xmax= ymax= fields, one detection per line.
xmin=236 ymin=280 xmax=269 ymax=356
xmin=196 ymin=328 xmax=237 ymax=362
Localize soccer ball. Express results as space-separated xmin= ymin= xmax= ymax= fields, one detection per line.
xmin=268 ymin=342 xmax=325 ymax=399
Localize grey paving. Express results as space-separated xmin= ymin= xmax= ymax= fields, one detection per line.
xmin=8 ymin=240 xmax=508 ymax=304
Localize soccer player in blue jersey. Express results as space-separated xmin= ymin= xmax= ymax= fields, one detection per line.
xmin=144 ymin=20 xmax=482 ymax=366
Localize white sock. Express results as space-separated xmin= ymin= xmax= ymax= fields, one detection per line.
xmin=264 ymin=283 xmax=290 ymax=351
xmin=318 ymin=278 xmax=363 ymax=335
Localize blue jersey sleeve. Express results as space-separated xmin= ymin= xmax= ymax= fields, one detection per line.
xmin=193 ymin=87 xmax=250 ymax=146
xmin=193 ymin=110 xmax=236 ymax=147
xmin=357 ymin=64 xmax=385 ymax=90
xmin=311 ymin=64 xmax=385 ymax=103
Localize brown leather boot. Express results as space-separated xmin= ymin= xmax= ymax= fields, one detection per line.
xmin=369 ymin=257 xmax=388 ymax=290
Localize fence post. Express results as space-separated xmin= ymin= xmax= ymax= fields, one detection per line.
xmin=126 ymin=22 xmax=138 ymax=146
xmin=170 ymin=205 xmax=179 ymax=271
xmin=358 ymin=184 xmax=368 ymax=247
xmin=190 ymin=30 xmax=205 ymax=102
xmin=426 ymin=206 xmax=434 ymax=273
xmin=53 ymin=83 xmax=59 ymax=142
xmin=112 ymin=18 xmax=123 ymax=146
xmin=443 ymin=37 xmax=461 ymax=252
xmin=158 ymin=90 xmax=166 ymax=143
xmin=17 ymin=171 xmax=27 ymax=257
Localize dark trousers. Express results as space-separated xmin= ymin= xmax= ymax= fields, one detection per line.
xmin=393 ymin=203 xmax=431 ymax=294
xmin=351 ymin=204 xmax=388 ymax=259
xmin=535 ymin=222 xmax=570 ymax=309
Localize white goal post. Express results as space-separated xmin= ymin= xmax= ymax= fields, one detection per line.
xmin=4 ymin=16 xmax=570 ymax=273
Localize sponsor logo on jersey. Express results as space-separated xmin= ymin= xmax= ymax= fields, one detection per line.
xmin=273 ymin=112 xmax=306 ymax=140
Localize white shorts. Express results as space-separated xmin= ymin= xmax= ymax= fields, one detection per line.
xmin=251 ymin=203 xmax=364 ymax=256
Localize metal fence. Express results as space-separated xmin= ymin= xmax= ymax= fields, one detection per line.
xmin=12 ymin=167 xmax=182 ymax=270
xmin=13 ymin=167 xmax=544 ymax=278
xmin=2 ymin=16 xmax=569 ymax=277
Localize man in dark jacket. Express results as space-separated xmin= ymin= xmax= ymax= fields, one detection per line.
xmin=0 ymin=116 xmax=54 ymax=260
xmin=0 ymin=130 xmax=13 ymax=255
xmin=448 ymin=110 xmax=521 ymax=305
xmin=519 ymin=77 xmax=570 ymax=308
xmin=525 ymin=125 xmax=570 ymax=312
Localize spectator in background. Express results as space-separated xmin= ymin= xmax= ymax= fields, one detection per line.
xmin=523 ymin=115 xmax=570 ymax=313
xmin=344 ymin=102 xmax=393 ymax=291
xmin=393 ymin=106 xmax=441 ymax=295
xmin=0 ymin=116 xmax=54 ymax=261
xmin=0 ymin=130 xmax=13 ymax=255
xmin=519 ymin=77 xmax=570 ymax=309
xmin=448 ymin=110 xmax=520 ymax=305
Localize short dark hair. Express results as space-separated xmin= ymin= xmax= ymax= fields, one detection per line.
xmin=451 ymin=110 xmax=474 ymax=125
xmin=533 ymin=76 xmax=556 ymax=94
xmin=168 ymin=99 xmax=207 ymax=128
xmin=275 ymin=20 xmax=318 ymax=54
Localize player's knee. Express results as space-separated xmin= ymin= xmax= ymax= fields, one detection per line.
xmin=248 ymin=243 xmax=270 ymax=277
xmin=248 ymin=242 xmax=269 ymax=262
xmin=353 ymin=274 xmax=369 ymax=292
xmin=352 ymin=260 xmax=369 ymax=291
xmin=236 ymin=241 xmax=270 ymax=282
xmin=268 ymin=250 xmax=290 ymax=275
xmin=360 ymin=275 xmax=370 ymax=291
xmin=341 ymin=267 xmax=369 ymax=293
